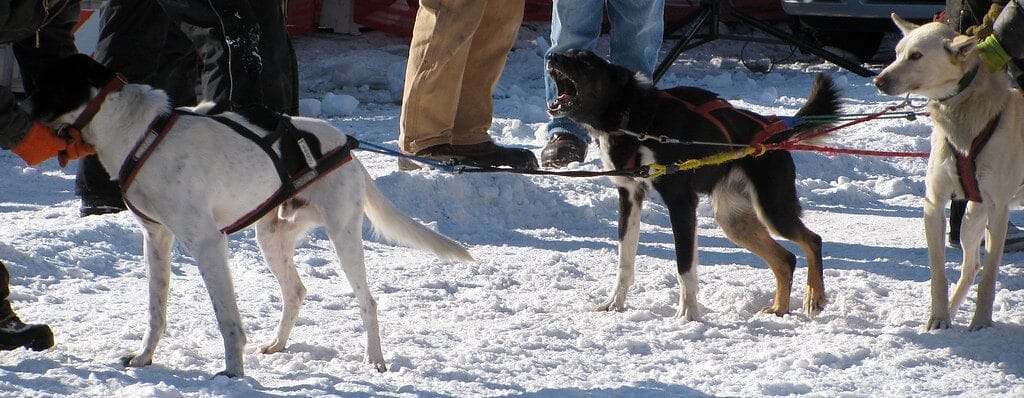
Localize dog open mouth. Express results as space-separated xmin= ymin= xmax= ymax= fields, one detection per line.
xmin=547 ymin=66 xmax=579 ymax=117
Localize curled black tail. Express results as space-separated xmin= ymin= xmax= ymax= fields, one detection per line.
xmin=765 ymin=73 xmax=842 ymax=144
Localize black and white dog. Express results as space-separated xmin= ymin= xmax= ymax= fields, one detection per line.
xmin=30 ymin=55 xmax=473 ymax=377
xmin=546 ymin=50 xmax=841 ymax=319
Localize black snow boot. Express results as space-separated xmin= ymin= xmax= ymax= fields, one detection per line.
xmin=0 ymin=261 xmax=53 ymax=351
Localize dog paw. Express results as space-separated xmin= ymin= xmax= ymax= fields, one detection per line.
xmin=594 ymin=299 xmax=626 ymax=312
xmin=258 ymin=340 xmax=286 ymax=354
xmin=366 ymin=355 xmax=387 ymax=373
xmin=803 ymin=295 xmax=828 ymax=318
xmin=120 ymin=354 xmax=151 ymax=368
xmin=761 ymin=304 xmax=789 ymax=317
xmin=968 ymin=318 xmax=993 ymax=331
xmin=674 ymin=306 xmax=702 ymax=322
xmin=213 ymin=369 xmax=242 ymax=379
xmin=925 ymin=315 xmax=951 ymax=331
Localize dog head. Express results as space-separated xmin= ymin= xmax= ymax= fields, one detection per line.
xmin=546 ymin=49 xmax=646 ymax=129
xmin=874 ymin=14 xmax=979 ymax=99
xmin=29 ymin=54 xmax=118 ymax=125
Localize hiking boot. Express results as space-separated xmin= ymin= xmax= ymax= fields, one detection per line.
xmin=80 ymin=195 xmax=127 ymax=217
xmin=396 ymin=144 xmax=465 ymax=171
xmin=397 ymin=142 xmax=538 ymax=171
xmin=541 ymin=133 xmax=587 ymax=168
xmin=452 ymin=142 xmax=538 ymax=170
xmin=0 ymin=309 xmax=54 ymax=351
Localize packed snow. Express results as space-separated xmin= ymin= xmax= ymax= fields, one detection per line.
xmin=0 ymin=21 xmax=1022 ymax=397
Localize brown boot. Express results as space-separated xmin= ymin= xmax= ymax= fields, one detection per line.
xmin=541 ymin=133 xmax=587 ymax=168
xmin=398 ymin=142 xmax=538 ymax=171
xmin=451 ymin=142 xmax=538 ymax=170
xmin=396 ymin=144 xmax=465 ymax=171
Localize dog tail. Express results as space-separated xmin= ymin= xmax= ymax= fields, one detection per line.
xmin=765 ymin=73 xmax=842 ymax=144
xmin=360 ymin=166 xmax=474 ymax=262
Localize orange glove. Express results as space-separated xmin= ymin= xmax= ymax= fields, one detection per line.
xmin=56 ymin=126 xmax=95 ymax=167
xmin=9 ymin=123 xmax=95 ymax=167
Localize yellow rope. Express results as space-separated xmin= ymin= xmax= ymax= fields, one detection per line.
xmin=645 ymin=144 xmax=769 ymax=179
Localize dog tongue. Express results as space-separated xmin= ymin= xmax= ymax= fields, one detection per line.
xmin=557 ymin=93 xmax=572 ymax=104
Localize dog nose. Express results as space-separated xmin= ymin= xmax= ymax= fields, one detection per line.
xmin=873 ymin=75 xmax=889 ymax=92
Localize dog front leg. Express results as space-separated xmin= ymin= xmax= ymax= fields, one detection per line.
xmin=183 ymin=233 xmax=247 ymax=378
xmin=924 ymin=195 xmax=951 ymax=330
xmin=669 ymin=204 xmax=701 ymax=321
xmin=596 ymin=186 xmax=644 ymax=312
xmin=949 ymin=201 xmax=986 ymax=317
xmin=123 ymin=223 xmax=175 ymax=369
xmin=969 ymin=203 xmax=1009 ymax=331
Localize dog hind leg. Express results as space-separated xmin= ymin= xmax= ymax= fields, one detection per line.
xmin=596 ymin=185 xmax=645 ymax=312
xmin=254 ymin=210 xmax=313 ymax=354
xmin=123 ymin=223 xmax=175 ymax=369
xmin=743 ymin=158 xmax=827 ymax=317
xmin=318 ymin=197 xmax=386 ymax=372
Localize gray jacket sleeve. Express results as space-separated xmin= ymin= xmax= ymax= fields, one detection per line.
xmin=0 ymin=87 xmax=32 ymax=150
xmin=994 ymin=0 xmax=1024 ymax=60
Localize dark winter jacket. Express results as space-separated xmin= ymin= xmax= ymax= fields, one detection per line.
xmin=0 ymin=0 xmax=79 ymax=150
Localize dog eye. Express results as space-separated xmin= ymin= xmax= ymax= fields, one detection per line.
xmin=909 ymin=52 xmax=923 ymax=60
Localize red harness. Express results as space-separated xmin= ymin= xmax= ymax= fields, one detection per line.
xmin=616 ymin=90 xmax=791 ymax=170
xmin=661 ymin=90 xmax=792 ymax=145
xmin=948 ymin=113 xmax=1001 ymax=203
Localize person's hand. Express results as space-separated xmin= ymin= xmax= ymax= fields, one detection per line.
xmin=9 ymin=123 xmax=95 ymax=167
xmin=56 ymin=125 xmax=95 ymax=167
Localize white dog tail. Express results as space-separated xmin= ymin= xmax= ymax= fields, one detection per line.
xmin=360 ymin=168 xmax=474 ymax=262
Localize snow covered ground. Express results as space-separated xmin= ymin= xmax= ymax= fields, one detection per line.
xmin=0 ymin=22 xmax=1022 ymax=397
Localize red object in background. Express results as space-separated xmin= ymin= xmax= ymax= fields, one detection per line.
xmin=352 ymin=0 xmax=785 ymax=38
xmin=353 ymin=0 xmax=554 ymax=37
xmin=286 ymin=0 xmax=321 ymax=35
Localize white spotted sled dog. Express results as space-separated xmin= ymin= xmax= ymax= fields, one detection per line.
xmin=875 ymin=15 xmax=1024 ymax=330
xmin=30 ymin=54 xmax=473 ymax=377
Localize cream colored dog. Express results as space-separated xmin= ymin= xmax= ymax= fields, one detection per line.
xmin=30 ymin=55 xmax=474 ymax=377
xmin=875 ymin=14 xmax=1024 ymax=330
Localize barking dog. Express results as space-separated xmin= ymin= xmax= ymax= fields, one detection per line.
xmin=30 ymin=55 xmax=473 ymax=377
xmin=546 ymin=50 xmax=840 ymax=319
xmin=875 ymin=15 xmax=1024 ymax=330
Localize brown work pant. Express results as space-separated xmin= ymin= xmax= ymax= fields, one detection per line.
xmin=399 ymin=0 xmax=526 ymax=154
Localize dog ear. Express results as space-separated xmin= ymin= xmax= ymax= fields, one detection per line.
xmin=946 ymin=35 xmax=978 ymax=61
xmin=891 ymin=13 xmax=918 ymax=36
xmin=78 ymin=54 xmax=118 ymax=88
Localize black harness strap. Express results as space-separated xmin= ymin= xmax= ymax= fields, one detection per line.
xmin=948 ymin=113 xmax=1001 ymax=203
xmin=118 ymin=108 xmax=359 ymax=234
xmin=220 ymin=139 xmax=357 ymax=235
xmin=117 ymin=112 xmax=180 ymax=225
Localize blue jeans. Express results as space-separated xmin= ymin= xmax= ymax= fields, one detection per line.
xmin=544 ymin=0 xmax=665 ymax=142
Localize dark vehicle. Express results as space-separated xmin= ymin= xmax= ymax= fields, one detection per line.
xmin=781 ymin=0 xmax=945 ymax=60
